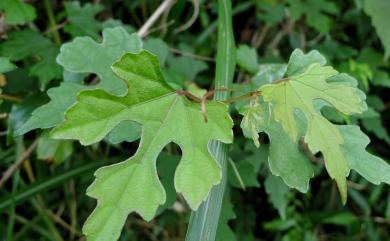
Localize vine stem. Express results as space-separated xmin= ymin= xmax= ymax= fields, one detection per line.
xmin=184 ymin=0 xmax=235 ymax=241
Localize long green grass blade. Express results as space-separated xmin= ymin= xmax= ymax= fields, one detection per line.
xmin=185 ymin=0 xmax=236 ymax=240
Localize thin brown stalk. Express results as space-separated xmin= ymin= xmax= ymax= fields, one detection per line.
xmin=0 ymin=139 xmax=39 ymax=188
xmin=170 ymin=48 xmax=214 ymax=62
xmin=0 ymin=94 xmax=23 ymax=103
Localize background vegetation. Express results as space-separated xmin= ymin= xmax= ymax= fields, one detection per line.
xmin=0 ymin=0 xmax=389 ymax=241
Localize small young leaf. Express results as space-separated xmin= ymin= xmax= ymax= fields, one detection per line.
xmin=51 ymin=51 xmax=233 ymax=241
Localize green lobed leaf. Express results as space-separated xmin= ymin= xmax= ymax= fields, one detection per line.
xmin=0 ymin=30 xmax=61 ymax=89
xmin=364 ymin=0 xmax=390 ymax=60
xmin=51 ymin=50 xmax=233 ymax=241
xmin=0 ymin=0 xmax=36 ymax=25
xmin=63 ymin=1 xmax=104 ymax=39
xmin=286 ymin=0 xmax=339 ymax=33
xmin=236 ymin=60 xmax=314 ymax=192
xmin=57 ymin=27 xmax=142 ymax=95
xmin=260 ymin=49 xmax=366 ymax=202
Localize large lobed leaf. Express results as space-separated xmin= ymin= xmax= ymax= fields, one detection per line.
xmin=51 ymin=50 xmax=233 ymax=241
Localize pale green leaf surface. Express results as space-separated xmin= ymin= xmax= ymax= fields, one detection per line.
xmin=0 ymin=0 xmax=36 ymax=25
xmin=107 ymin=121 xmax=141 ymax=144
xmin=260 ymin=49 xmax=366 ymax=202
xmin=237 ymin=59 xmax=313 ymax=192
xmin=63 ymin=1 xmax=103 ymax=39
xmin=236 ymin=45 xmax=259 ymax=74
xmin=0 ymin=57 xmax=16 ymax=73
xmin=51 ymin=51 xmax=233 ymax=241
xmin=57 ymin=27 xmax=142 ymax=95
xmin=340 ymin=125 xmax=390 ymax=185
xmin=364 ymin=0 xmax=390 ymax=59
